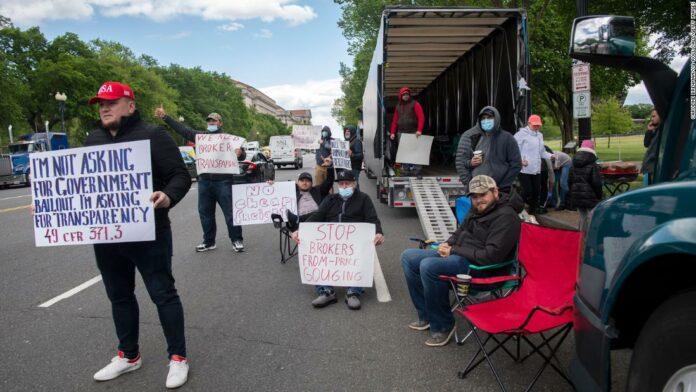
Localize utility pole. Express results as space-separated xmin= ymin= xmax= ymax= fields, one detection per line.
xmin=576 ymin=0 xmax=592 ymax=143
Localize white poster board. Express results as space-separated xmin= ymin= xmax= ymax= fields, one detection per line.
xmin=395 ymin=134 xmax=434 ymax=165
xmin=298 ymin=222 xmax=375 ymax=287
xmin=292 ymin=125 xmax=323 ymax=149
xmin=232 ymin=181 xmax=297 ymax=225
xmin=195 ymin=133 xmax=245 ymax=174
xmin=30 ymin=140 xmax=155 ymax=247
xmin=330 ymin=139 xmax=352 ymax=170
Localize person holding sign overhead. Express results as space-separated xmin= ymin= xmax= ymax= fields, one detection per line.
xmin=85 ymin=81 xmax=192 ymax=388
xmin=400 ymin=175 xmax=520 ymax=347
xmin=292 ymin=170 xmax=384 ymax=310
xmin=154 ymin=106 xmax=249 ymax=253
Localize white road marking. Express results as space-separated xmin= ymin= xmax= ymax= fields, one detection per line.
xmin=373 ymin=252 xmax=392 ymax=303
xmin=38 ymin=275 xmax=103 ymax=308
xmin=0 ymin=194 xmax=31 ymax=201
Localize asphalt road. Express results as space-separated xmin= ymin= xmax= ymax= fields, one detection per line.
xmin=0 ymin=153 xmax=628 ymax=391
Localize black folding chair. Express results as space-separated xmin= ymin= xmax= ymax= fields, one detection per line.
xmin=271 ymin=213 xmax=297 ymax=264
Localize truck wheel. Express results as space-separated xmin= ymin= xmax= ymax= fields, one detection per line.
xmin=626 ymin=291 xmax=696 ymax=392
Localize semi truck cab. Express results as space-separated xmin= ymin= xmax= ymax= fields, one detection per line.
xmin=568 ymin=15 xmax=696 ymax=392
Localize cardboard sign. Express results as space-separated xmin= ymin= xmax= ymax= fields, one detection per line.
xmin=291 ymin=125 xmax=323 ymax=149
xmin=330 ymin=139 xmax=352 ymax=170
xmin=232 ymin=181 xmax=297 ymax=225
xmin=195 ymin=133 xmax=245 ymax=174
xmin=30 ymin=140 xmax=155 ymax=247
xmin=298 ymin=222 xmax=375 ymax=287
xmin=395 ymin=134 xmax=434 ymax=165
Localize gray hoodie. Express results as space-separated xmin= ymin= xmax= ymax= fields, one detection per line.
xmin=455 ymin=106 xmax=522 ymax=193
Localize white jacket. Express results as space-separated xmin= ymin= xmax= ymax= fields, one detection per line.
xmin=514 ymin=127 xmax=551 ymax=175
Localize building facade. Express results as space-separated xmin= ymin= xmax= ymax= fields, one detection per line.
xmin=234 ymin=80 xmax=311 ymax=127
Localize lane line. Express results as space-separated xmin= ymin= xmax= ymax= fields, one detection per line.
xmin=0 ymin=194 xmax=31 ymax=201
xmin=0 ymin=204 xmax=31 ymax=213
xmin=38 ymin=275 xmax=103 ymax=308
xmin=373 ymin=252 xmax=392 ymax=303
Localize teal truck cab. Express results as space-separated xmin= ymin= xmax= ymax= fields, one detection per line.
xmin=568 ymin=16 xmax=696 ymax=392
xmin=0 ymin=132 xmax=68 ymax=187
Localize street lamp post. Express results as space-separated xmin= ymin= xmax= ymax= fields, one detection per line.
xmin=54 ymin=92 xmax=67 ymax=133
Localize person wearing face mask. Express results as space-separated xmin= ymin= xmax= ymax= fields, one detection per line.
xmin=284 ymin=169 xmax=335 ymax=231
xmin=344 ymin=125 xmax=363 ymax=190
xmin=455 ymin=106 xmax=521 ymax=196
xmin=154 ymin=106 xmax=249 ymax=253
xmin=314 ymin=126 xmax=334 ymax=186
xmin=291 ymin=170 xmax=384 ymax=310
xmin=514 ymin=115 xmax=554 ymax=215
xmin=390 ymin=86 xmax=425 ymax=176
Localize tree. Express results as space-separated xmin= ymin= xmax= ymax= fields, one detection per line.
xmin=592 ymin=97 xmax=634 ymax=148
xmin=249 ymin=110 xmax=291 ymax=145
xmin=624 ymin=103 xmax=653 ymax=119
xmin=156 ymin=65 xmax=250 ymax=138
xmin=332 ymin=0 xmax=660 ymax=146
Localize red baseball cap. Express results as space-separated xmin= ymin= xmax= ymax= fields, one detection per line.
xmin=88 ymin=81 xmax=136 ymax=105
xmin=528 ymin=114 xmax=543 ymax=126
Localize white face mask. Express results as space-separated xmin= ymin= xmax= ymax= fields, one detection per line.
xmin=338 ymin=187 xmax=354 ymax=199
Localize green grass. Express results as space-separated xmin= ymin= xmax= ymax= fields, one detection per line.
xmin=546 ymin=134 xmax=646 ymax=162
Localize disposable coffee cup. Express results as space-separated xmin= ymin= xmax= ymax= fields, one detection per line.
xmin=456 ymin=274 xmax=472 ymax=297
xmin=473 ymin=150 xmax=483 ymax=161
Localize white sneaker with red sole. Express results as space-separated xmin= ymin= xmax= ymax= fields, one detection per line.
xmin=93 ymin=351 xmax=142 ymax=381
xmin=166 ymin=355 xmax=189 ymax=389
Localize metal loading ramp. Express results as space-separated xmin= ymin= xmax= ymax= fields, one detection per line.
xmin=409 ymin=177 xmax=458 ymax=242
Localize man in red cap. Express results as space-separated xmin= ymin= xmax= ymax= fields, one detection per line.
xmin=389 ymin=86 xmax=425 ymax=176
xmin=85 ymin=81 xmax=192 ymax=388
xmin=514 ymin=114 xmax=553 ymax=215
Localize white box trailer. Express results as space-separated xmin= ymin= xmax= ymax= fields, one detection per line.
xmin=362 ymin=7 xmax=530 ymax=209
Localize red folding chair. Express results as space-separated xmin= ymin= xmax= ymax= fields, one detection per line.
xmin=456 ymin=223 xmax=582 ymax=391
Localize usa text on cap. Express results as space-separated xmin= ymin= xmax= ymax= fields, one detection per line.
xmin=88 ymin=81 xmax=135 ymax=105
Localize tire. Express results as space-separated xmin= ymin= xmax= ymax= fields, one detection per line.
xmin=626 ymin=290 xmax=696 ymax=392
xmin=276 ymin=164 xmax=280 ymax=170
xmin=24 ymin=171 xmax=31 ymax=187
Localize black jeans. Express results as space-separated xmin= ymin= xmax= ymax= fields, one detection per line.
xmin=519 ymin=173 xmax=541 ymax=214
xmin=94 ymin=230 xmax=186 ymax=359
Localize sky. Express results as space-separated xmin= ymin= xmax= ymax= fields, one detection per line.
xmin=0 ymin=0 xmax=351 ymax=134
xmin=0 ymin=1 xmax=687 ymax=133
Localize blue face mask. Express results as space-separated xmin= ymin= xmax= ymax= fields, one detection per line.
xmin=207 ymin=125 xmax=218 ymax=132
xmin=321 ymin=131 xmax=329 ymax=138
xmin=480 ymin=119 xmax=495 ymax=132
xmin=338 ymin=187 xmax=354 ymax=199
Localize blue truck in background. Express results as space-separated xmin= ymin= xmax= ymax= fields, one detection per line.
xmin=0 ymin=132 xmax=69 ymax=187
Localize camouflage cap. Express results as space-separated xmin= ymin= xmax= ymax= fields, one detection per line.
xmin=469 ymin=175 xmax=497 ymax=194
xmin=206 ymin=112 xmax=222 ymax=122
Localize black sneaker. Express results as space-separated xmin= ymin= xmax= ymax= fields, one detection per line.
xmin=195 ymin=243 xmax=216 ymax=252
xmin=232 ymin=240 xmax=244 ymax=252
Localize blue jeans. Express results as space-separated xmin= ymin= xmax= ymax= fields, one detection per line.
xmin=553 ymin=164 xmax=570 ymax=208
xmin=401 ymin=248 xmax=471 ymax=333
xmin=94 ymin=230 xmax=186 ymax=359
xmin=315 ymin=285 xmax=364 ymax=296
xmin=352 ymin=169 xmax=361 ymax=191
xmin=198 ymin=178 xmax=242 ymax=245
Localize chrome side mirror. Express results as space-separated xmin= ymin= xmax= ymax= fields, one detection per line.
xmin=570 ymin=16 xmax=635 ymax=57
